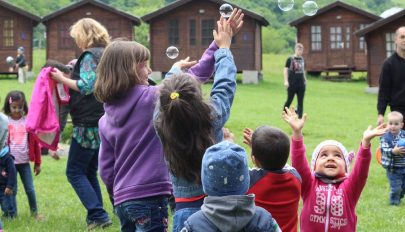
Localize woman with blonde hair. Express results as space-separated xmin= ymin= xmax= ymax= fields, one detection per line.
xmin=51 ymin=18 xmax=112 ymax=230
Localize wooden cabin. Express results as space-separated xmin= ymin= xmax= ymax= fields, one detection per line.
xmin=0 ymin=0 xmax=40 ymax=73
xmin=42 ymin=0 xmax=141 ymax=64
xmin=142 ymin=0 xmax=269 ymax=73
xmin=289 ymin=1 xmax=380 ymax=77
xmin=356 ymin=9 xmax=405 ymax=87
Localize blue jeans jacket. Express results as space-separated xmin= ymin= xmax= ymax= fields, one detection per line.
xmin=165 ymin=48 xmax=237 ymax=231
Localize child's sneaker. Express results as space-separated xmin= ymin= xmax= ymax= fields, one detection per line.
xmin=87 ymin=219 xmax=112 ymax=230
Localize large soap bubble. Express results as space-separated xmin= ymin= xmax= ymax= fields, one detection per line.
xmin=278 ymin=0 xmax=294 ymax=12
xmin=166 ymin=46 xmax=179 ymax=59
xmin=219 ymin=4 xmax=233 ymax=18
xmin=303 ymin=1 xmax=318 ymax=16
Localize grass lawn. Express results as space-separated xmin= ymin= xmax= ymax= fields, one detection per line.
xmin=0 ymin=50 xmax=404 ymax=231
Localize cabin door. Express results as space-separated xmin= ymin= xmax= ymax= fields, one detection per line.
xmin=327 ymin=25 xmax=353 ymax=67
xmin=186 ymin=17 xmax=216 ymax=62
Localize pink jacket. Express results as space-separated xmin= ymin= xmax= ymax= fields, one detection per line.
xmin=291 ymin=137 xmax=371 ymax=232
xmin=26 ymin=67 xmax=60 ymax=150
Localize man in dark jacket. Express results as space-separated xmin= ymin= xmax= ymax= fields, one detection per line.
xmin=377 ymin=26 xmax=405 ymax=127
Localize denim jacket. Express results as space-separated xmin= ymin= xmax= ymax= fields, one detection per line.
xmin=166 ymin=48 xmax=237 ymax=199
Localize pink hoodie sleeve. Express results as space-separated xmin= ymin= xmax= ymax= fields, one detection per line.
xmin=291 ymin=136 xmax=313 ymax=198
xmin=344 ymin=143 xmax=371 ymax=205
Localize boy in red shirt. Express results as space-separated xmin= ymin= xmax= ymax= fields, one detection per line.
xmin=244 ymin=125 xmax=301 ymax=232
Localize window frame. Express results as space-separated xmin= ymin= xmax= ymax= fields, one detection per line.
xmin=310 ymin=25 xmax=322 ymax=52
xmin=385 ymin=32 xmax=396 ymax=58
xmin=2 ymin=19 xmax=15 ymax=48
xmin=201 ymin=19 xmax=215 ymax=46
xmin=330 ymin=26 xmax=343 ymax=50
xmin=168 ymin=19 xmax=179 ymax=45
xmin=189 ymin=19 xmax=196 ymax=46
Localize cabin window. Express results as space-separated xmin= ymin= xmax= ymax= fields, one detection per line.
xmin=310 ymin=25 xmax=321 ymax=51
xmin=3 ymin=19 xmax=14 ymax=47
xmin=201 ymin=19 xmax=215 ymax=45
xmin=189 ymin=19 xmax=196 ymax=46
xmin=386 ymin=32 xmax=395 ymax=58
xmin=168 ymin=20 xmax=179 ymax=45
xmin=359 ymin=24 xmax=366 ymax=50
xmin=59 ymin=22 xmax=74 ymax=49
xmin=330 ymin=26 xmax=343 ymax=49
xmin=345 ymin=26 xmax=350 ymax=49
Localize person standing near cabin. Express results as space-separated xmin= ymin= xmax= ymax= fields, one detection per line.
xmin=15 ymin=47 xmax=27 ymax=84
xmin=377 ymin=26 xmax=405 ymax=127
xmin=283 ymin=43 xmax=307 ymax=119
xmin=50 ymin=18 xmax=112 ymax=230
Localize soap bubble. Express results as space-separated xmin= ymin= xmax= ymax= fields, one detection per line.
xmin=278 ymin=0 xmax=294 ymax=12
xmin=6 ymin=56 xmax=14 ymax=64
xmin=166 ymin=46 xmax=179 ymax=59
xmin=219 ymin=4 xmax=233 ymax=18
xmin=303 ymin=1 xmax=318 ymax=16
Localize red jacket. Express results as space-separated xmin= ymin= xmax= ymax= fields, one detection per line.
xmin=247 ymin=167 xmax=301 ymax=232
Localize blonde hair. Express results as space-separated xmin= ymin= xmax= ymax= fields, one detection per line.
xmin=94 ymin=40 xmax=150 ymax=103
xmin=70 ymin=18 xmax=110 ymax=49
xmin=388 ymin=111 xmax=404 ymax=122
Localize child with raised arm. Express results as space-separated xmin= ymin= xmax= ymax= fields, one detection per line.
xmin=283 ymin=107 xmax=387 ymax=232
xmin=379 ymin=111 xmax=405 ymax=205
xmin=154 ymin=10 xmax=243 ymax=232
xmin=243 ymin=126 xmax=301 ymax=232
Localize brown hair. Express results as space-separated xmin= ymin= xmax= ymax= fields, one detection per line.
xmin=252 ymin=126 xmax=290 ymax=170
xmin=3 ymin=90 xmax=28 ymax=116
xmin=94 ymin=40 xmax=150 ymax=103
xmin=154 ymin=74 xmax=215 ymax=183
xmin=70 ymin=18 xmax=110 ymax=49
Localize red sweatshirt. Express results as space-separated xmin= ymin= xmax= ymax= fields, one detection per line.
xmin=247 ymin=166 xmax=301 ymax=232
xmin=291 ymin=137 xmax=371 ymax=232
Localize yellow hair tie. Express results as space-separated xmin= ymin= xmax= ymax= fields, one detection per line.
xmin=170 ymin=92 xmax=180 ymax=100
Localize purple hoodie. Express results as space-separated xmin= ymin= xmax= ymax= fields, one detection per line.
xmin=98 ymin=41 xmax=218 ymax=205
xmin=98 ymin=85 xmax=171 ymax=205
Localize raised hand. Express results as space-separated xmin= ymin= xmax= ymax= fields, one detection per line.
xmin=362 ymin=123 xmax=388 ymax=148
xmin=243 ymin=128 xmax=253 ymax=148
xmin=282 ymin=107 xmax=307 ymax=138
xmin=213 ymin=17 xmax=233 ymax=49
xmin=223 ymin=128 xmax=235 ymax=143
xmin=228 ymin=8 xmax=244 ymax=35
xmin=172 ymin=56 xmax=198 ymax=70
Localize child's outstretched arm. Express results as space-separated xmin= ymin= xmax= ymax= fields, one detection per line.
xmin=187 ymin=8 xmax=243 ymax=82
xmin=210 ymin=17 xmax=237 ymax=142
xmin=347 ymin=123 xmax=388 ymax=202
xmin=283 ymin=107 xmax=312 ymax=196
xmin=362 ymin=124 xmax=388 ymax=148
xmin=282 ymin=107 xmax=306 ymax=139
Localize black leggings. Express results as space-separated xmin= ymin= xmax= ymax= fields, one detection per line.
xmin=283 ymin=85 xmax=306 ymax=118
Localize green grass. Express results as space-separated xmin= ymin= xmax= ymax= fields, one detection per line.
xmin=1 ymin=50 xmax=404 ymax=231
